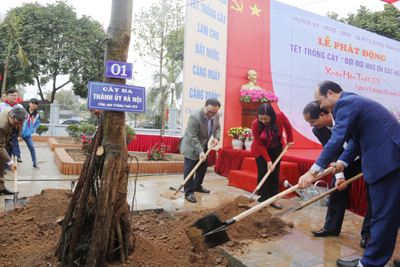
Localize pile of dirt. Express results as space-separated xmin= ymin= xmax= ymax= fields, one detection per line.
xmin=0 ymin=189 xmax=72 ymax=267
xmin=0 ymin=191 xmax=288 ymax=266
xmin=128 ymin=196 xmax=289 ymax=266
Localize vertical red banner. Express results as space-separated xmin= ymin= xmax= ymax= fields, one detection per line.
xmin=224 ymin=0 xmax=320 ymax=148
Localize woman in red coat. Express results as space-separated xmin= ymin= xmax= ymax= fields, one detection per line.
xmin=251 ymin=103 xmax=294 ymax=209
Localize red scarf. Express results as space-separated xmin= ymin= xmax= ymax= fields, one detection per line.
xmin=27 ymin=113 xmax=33 ymax=129
xmin=260 ymin=126 xmax=273 ymax=141
xmin=4 ymin=100 xmax=18 ymax=107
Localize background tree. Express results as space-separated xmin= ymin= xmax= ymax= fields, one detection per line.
xmin=56 ymin=0 xmax=133 ymax=265
xmin=132 ymin=0 xmax=184 ymax=135
xmin=0 ymin=1 xmax=106 ymax=102
xmin=45 ymin=89 xmax=82 ymax=109
xmin=328 ymin=4 xmax=400 ymax=41
xmin=0 ymin=13 xmax=29 ymax=95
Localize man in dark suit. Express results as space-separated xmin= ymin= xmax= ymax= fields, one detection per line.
xmin=0 ymin=107 xmax=27 ymax=195
xmin=303 ymin=101 xmax=372 ymax=248
xmin=178 ymin=98 xmax=221 ymax=203
xmin=299 ymin=81 xmax=400 ymax=267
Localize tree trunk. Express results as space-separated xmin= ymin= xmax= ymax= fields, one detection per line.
xmin=1 ymin=41 xmax=13 ymax=96
xmin=56 ymin=0 xmax=133 ymax=266
xmin=159 ymin=55 xmax=165 ymax=135
xmin=35 ymin=76 xmax=45 ymax=100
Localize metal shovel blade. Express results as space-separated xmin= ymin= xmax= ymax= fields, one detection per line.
xmin=273 ymin=205 xmax=302 ymax=217
xmin=168 ymin=186 xmax=184 ymax=192
xmin=185 ymin=211 xmax=230 ymax=252
xmin=243 ymin=193 xmax=260 ymax=201
xmin=160 ymin=190 xmax=183 ymax=200
xmin=4 ymin=192 xmax=27 ymax=211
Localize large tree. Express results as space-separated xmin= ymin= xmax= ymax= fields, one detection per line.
xmin=1 ymin=13 xmax=29 ymax=95
xmin=328 ymin=4 xmax=400 ymax=41
xmin=132 ymin=0 xmax=184 ymax=134
xmin=0 ymin=1 xmax=106 ymax=102
xmin=56 ymin=0 xmax=133 ymax=265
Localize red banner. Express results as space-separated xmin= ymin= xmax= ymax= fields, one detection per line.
xmin=224 ymin=0 xmax=320 ymax=149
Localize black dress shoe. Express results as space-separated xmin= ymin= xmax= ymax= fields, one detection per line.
xmin=0 ymin=188 xmax=15 ymax=195
xmin=336 ymin=259 xmax=360 ymax=267
xmin=195 ymin=187 xmax=210 ymax=193
xmin=360 ymin=237 xmax=370 ymax=248
xmin=270 ymin=203 xmax=282 ymax=210
xmin=185 ymin=194 xmax=197 ymax=203
xmin=394 ymin=259 xmax=400 ymax=267
xmin=311 ymin=228 xmax=340 ymax=237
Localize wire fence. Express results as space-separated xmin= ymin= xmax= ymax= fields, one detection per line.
xmin=22 ymin=101 xmax=177 ymax=129
xmin=59 ymin=107 xmax=92 ymax=124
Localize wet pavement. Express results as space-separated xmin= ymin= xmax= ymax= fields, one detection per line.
xmin=1 ymin=141 xmax=399 ymax=266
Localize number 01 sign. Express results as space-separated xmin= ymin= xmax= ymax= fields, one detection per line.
xmin=105 ymin=60 xmax=133 ymax=79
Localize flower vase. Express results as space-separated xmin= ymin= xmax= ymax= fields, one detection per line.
xmin=232 ymin=139 xmax=244 ymax=150
xmin=244 ymin=140 xmax=253 ymax=151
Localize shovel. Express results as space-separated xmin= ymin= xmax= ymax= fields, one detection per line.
xmin=5 ymin=156 xmax=27 ymax=211
xmin=245 ymin=144 xmax=291 ymax=200
xmin=274 ymin=172 xmax=364 ymax=217
xmin=185 ymin=167 xmax=334 ymax=251
xmin=160 ymin=145 xmax=215 ymax=200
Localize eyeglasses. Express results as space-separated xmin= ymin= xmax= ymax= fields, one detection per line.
xmin=205 ymin=108 xmax=217 ymax=115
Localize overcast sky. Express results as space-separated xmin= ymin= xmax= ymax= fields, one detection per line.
xmin=1 ymin=0 xmax=387 ymax=99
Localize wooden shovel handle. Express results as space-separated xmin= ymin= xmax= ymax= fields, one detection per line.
xmin=13 ymin=155 xmax=18 ymax=193
xmin=254 ymin=144 xmax=291 ymax=191
xmin=177 ymin=145 xmax=216 ymax=190
xmin=234 ymin=166 xmax=334 ymax=222
xmin=301 ymin=172 xmax=363 ymax=208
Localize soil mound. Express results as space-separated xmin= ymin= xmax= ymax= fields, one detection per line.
xmin=129 ymin=195 xmax=288 ymax=266
xmin=0 ymin=189 xmax=72 ymax=267
xmin=0 ymin=191 xmax=288 ymax=266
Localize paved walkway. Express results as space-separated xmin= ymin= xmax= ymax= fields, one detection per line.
xmin=1 ymin=141 xmax=399 ymax=266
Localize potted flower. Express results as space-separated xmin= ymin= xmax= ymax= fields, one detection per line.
xmin=147 ymin=143 xmax=171 ymax=160
xmin=240 ymin=88 xmax=279 ymax=103
xmin=240 ymin=89 xmax=279 ymax=129
xmin=227 ymin=127 xmax=244 ymax=149
xmin=240 ymin=128 xmax=253 ymax=151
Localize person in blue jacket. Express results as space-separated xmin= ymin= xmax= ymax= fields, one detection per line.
xmin=298 ymin=81 xmax=400 ymax=267
xmin=21 ymin=98 xmax=40 ymax=169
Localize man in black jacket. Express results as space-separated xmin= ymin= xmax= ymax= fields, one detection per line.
xmin=303 ymin=101 xmax=372 ymax=248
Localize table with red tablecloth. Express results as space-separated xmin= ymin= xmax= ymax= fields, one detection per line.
xmin=127 ymin=135 xmax=217 ymax=166
xmin=127 ymin=134 xmax=162 ymax=152
xmin=162 ymin=136 xmax=181 ymax=153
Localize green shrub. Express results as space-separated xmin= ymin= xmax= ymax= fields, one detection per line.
xmin=147 ymin=143 xmax=171 ymax=160
xmin=126 ymin=125 xmax=136 ymax=141
xmin=79 ymin=123 xmax=96 ymax=136
xmin=66 ymin=124 xmax=81 ymax=142
xmin=36 ymin=125 xmax=49 ymax=136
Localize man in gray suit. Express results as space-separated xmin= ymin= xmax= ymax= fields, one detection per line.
xmin=0 ymin=107 xmax=27 ymax=195
xmin=178 ymin=98 xmax=221 ymax=203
